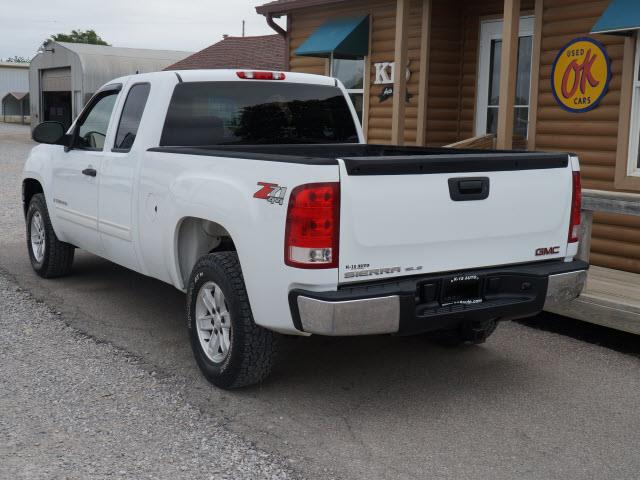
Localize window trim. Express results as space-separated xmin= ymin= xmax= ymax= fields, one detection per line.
xmin=615 ymin=33 xmax=640 ymax=191
xmin=627 ymin=34 xmax=640 ymax=178
xmin=111 ymin=82 xmax=151 ymax=153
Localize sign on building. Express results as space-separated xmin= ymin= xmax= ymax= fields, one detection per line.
xmin=551 ymin=37 xmax=612 ymax=113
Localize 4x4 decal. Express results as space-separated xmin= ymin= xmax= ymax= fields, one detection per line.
xmin=254 ymin=182 xmax=287 ymax=205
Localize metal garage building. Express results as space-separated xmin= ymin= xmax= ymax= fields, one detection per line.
xmin=0 ymin=61 xmax=29 ymax=124
xmin=29 ymin=41 xmax=191 ymax=129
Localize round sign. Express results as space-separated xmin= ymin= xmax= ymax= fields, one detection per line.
xmin=551 ymin=37 xmax=611 ymax=113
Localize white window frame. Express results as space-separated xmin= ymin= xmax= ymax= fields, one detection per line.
xmin=475 ymin=16 xmax=534 ymax=137
xmin=627 ymin=33 xmax=640 ymax=177
xmin=330 ymin=53 xmax=365 ymax=122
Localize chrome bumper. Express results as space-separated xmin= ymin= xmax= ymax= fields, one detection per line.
xmin=543 ymin=269 xmax=587 ymax=309
xmin=296 ymin=295 xmax=400 ymax=336
xmin=294 ymin=265 xmax=588 ymax=337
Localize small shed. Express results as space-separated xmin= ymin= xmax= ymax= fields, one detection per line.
xmin=2 ymin=92 xmax=29 ymax=124
xmin=29 ymin=41 xmax=191 ymax=129
xmin=0 ymin=61 xmax=29 ymax=122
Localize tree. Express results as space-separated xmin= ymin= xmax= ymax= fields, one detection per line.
xmin=49 ymin=29 xmax=109 ymax=46
xmin=2 ymin=56 xmax=30 ymax=63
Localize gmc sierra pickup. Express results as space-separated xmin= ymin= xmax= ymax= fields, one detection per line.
xmin=23 ymin=69 xmax=587 ymax=388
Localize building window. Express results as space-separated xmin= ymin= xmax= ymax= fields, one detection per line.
xmin=485 ymin=37 xmax=532 ymax=139
xmin=628 ymin=34 xmax=640 ymax=177
xmin=476 ymin=17 xmax=534 ymax=146
xmin=331 ymin=57 xmax=365 ymax=122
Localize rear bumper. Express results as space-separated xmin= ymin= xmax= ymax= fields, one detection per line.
xmin=289 ymin=260 xmax=588 ymax=336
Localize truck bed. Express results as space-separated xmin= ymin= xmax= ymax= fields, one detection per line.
xmin=148 ymin=142 xmax=576 ymax=284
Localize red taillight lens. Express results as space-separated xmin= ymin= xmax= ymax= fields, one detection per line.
xmin=285 ymin=183 xmax=340 ymax=269
xmin=236 ymin=71 xmax=286 ymax=80
xmin=569 ymin=171 xmax=582 ymax=243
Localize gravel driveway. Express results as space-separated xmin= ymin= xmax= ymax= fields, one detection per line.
xmin=0 ymin=273 xmax=298 ymax=480
xmin=0 ymin=123 xmax=30 ymax=245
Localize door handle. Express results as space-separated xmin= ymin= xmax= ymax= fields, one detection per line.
xmin=82 ymin=168 xmax=97 ymax=177
xmin=458 ymin=180 xmax=484 ymax=194
xmin=448 ymin=177 xmax=490 ymax=201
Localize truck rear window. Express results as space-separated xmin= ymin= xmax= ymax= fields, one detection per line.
xmin=160 ymin=81 xmax=359 ymax=146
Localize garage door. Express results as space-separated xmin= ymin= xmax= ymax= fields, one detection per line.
xmin=41 ymin=68 xmax=71 ymax=92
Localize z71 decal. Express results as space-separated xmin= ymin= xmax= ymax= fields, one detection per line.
xmin=254 ymin=182 xmax=287 ymax=206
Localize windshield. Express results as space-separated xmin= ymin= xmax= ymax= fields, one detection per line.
xmin=160 ymin=81 xmax=359 ymax=146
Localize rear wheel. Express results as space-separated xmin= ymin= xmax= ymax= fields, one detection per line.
xmin=186 ymin=252 xmax=277 ymax=389
xmin=429 ymin=320 xmax=498 ymax=347
xmin=26 ymin=194 xmax=75 ymax=278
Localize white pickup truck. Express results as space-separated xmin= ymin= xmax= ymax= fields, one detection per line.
xmin=23 ymin=69 xmax=587 ymax=388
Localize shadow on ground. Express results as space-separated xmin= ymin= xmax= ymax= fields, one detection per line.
xmin=520 ymin=312 xmax=640 ymax=358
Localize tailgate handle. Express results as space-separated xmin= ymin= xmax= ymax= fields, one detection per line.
xmin=448 ymin=177 xmax=490 ymax=201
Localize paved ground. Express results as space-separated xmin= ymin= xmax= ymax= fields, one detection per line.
xmin=1 ymin=122 xmax=640 ymax=479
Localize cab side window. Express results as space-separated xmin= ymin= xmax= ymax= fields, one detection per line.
xmin=114 ymin=83 xmax=151 ymax=152
xmin=76 ymin=91 xmax=119 ymax=150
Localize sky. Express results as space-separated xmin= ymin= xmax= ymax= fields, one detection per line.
xmin=0 ymin=0 xmax=279 ymax=60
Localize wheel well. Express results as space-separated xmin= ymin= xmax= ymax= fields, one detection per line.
xmin=176 ymin=217 xmax=236 ymax=286
xmin=23 ymin=179 xmax=44 ymax=216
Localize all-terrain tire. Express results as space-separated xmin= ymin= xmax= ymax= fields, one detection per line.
xmin=26 ymin=193 xmax=75 ymax=278
xmin=186 ymin=252 xmax=278 ymax=389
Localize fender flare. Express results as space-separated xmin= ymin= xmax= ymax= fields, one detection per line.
xmin=167 ymin=174 xmax=259 ymax=290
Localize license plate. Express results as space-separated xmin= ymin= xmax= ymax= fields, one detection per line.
xmin=441 ymin=274 xmax=482 ymax=306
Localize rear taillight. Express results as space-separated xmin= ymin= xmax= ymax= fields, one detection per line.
xmin=569 ymin=170 xmax=582 ymax=243
xmin=285 ymin=183 xmax=340 ymax=269
xmin=236 ymin=71 xmax=286 ymax=80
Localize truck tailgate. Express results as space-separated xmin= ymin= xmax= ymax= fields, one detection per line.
xmin=337 ymin=153 xmax=574 ymax=284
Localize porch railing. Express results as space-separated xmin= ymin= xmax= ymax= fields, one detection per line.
xmin=445 ymin=134 xmax=495 ymax=150
xmin=577 ymin=189 xmax=640 ymax=262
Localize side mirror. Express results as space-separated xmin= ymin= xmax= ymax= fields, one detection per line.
xmin=32 ymin=121 xmax=67 ymax=145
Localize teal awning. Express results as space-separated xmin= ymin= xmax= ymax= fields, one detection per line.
xmin=592 ymin=0 xmax=640 ymax=34
xmin=295 ymin=15 xmax=369 ymax=59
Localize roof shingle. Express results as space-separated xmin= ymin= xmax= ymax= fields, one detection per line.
xmin=164 ymin=35 xmax=285 ymax=71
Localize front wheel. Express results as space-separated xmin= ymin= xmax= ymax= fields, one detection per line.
xmin=186 ymin=252 xmax=278 ymax=389
xmin=26 ymin=193 xmax=75 ymax=278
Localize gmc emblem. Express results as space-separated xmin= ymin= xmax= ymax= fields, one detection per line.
xmin=535 ymin=246 xmax=560 ymax=256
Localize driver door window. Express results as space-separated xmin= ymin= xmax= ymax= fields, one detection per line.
xmin=76 ymin=92 xmax=118 ymax=150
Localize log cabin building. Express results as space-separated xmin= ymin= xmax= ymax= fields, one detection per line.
xmin=257 ymin=0 xmax=640 ymax=275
